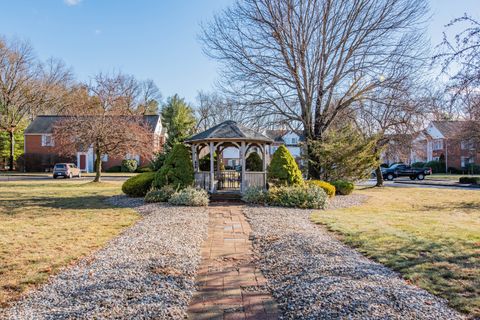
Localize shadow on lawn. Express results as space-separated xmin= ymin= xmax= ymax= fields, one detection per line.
xmin=420 ymin=201 xmax=480 ymax=211
xmin=350 ymin=236 xmax=479 ymax=315
xmin=0 ymin=195 xmax=120 ymax=214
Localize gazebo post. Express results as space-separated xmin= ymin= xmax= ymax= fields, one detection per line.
xmin=262 ymin=144 xmax=268 ymax=190
xmin=241 ymin=141 xmax=246 ymax=192
xmin=191 ymin=144 xmax=197 ymax=172
xmin=209 ymin=141 xmax=215 ymax=193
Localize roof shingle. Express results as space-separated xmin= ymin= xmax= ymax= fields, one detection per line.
xmin=186 ymin=121 xmax=272 ymax=143
xmin=24 ymin=115 xmax=161 ymax=134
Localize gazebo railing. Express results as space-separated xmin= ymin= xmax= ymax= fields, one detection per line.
xmin=243 ymin=171 xmax=265 ymax=190
xmin=217 ymin=170 xmax=241 ymax=190
xmin=195 ymin=170 xmax=266 ymax=192
xmin=194 ymin=171 xmax=210 ymax=190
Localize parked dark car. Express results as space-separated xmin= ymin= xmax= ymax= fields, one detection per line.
xmin=53 ymin=163 xmax=82 ymax=179
xmin=382 ymin=164 xmax=432 ymax=181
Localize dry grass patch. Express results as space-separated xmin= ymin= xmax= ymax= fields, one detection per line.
xmin=311 ymin=187 xmax=480 ymax=318
xmin=0 ymin=180 xmax=139 ymax=307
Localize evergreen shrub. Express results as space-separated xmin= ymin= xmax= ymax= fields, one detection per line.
xmin=267 ymin=145 xmax=303 ymax=185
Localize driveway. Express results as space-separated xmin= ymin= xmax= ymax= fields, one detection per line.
xmin=360 ymin=178 xmax=480 ymax=190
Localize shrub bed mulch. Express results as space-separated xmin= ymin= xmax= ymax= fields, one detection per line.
xmin=244 ymin=198 xmax=463 ymax=320
xmin=1 ymin=197 xmax=209 ymax=319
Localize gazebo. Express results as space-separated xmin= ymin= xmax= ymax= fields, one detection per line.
xmin=185 ymin=120 xmax=273 ymax=194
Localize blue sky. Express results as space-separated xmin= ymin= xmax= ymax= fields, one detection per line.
xmin=0 ymin=0 xmax=478 ymax=104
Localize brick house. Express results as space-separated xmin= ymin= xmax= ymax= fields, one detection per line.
xmin=23 ymin=115 xmax=165 ymax=172
xmin=410 ymin=121 xmax=479 ymax=171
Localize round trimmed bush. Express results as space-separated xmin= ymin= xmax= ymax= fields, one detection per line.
xmin=307 ymin=180 xmax=336 ymax=198
xmin=268 ymin=145 xmax=303 ymax=186
xmin=153 ymin=144 xmax=194 ymax=189
xmin=144 ymin=185 xmax=176 ymax=203
xmin=330 ymin=180 xmax=354 ymax=195
xmin=122 ymin=172 xmax=155 ymax=197
xmin=168 ymin=187 xmax=209 ymax=206
xmin=121 ymin=159 xmax=138 ymax=172
xmin=267 ymin=184 xmax=328 ymax=209
xmin=459 ymin=176 xmax=480 ymax=184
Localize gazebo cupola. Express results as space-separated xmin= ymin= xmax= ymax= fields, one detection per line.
xmin=185 ymin=120 xmax=273 ymax=193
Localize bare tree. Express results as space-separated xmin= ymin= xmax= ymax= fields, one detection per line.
xmin=201 ymin=0 xmax=429 ymax=177
xmin=435 ymin=14 xmax=480 ymax=146
xmin=138 ymin=79 xmax=162 ymax=115
xmin=196 ymin=91 xmax=245 ymax=131
xmin=0 ymin=37 xmax=73 ymax=170
xmin=354 ymin=81 xmax=426 ymax=186
xmin=53 ymin=72 xmax=155 ymax=182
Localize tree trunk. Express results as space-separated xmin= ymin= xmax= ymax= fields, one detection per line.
xmin=9 ymin=130 xmax=15 ymax=171
xmin=375 ymin=166 xmax=384 ymax=187
xmin=306 ymin=138 xmax=323 ymax=180
xmin=93 ymin=149 xmax=102 ymax=182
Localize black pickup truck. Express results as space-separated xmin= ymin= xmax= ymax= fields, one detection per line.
xmin=381 ymin=164 xmax=432 ymax=181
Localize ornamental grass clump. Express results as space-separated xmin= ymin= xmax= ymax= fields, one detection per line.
xmin=267 ymin=145 xmax=303 ymax=186
xmin=144 ymin=185 xmax=176 ymax=203
xmin=121 ymin=172 xmax=156 ymax=197
xmin=267 ymin=184 xmax=328 ymax=209
xmin=168 ymin=187 xmax=209 ymax=207
xmin=307 ymin=180 xmax=336 ymax=198
xmin=242 ymin=187 xmax=267 ymax=204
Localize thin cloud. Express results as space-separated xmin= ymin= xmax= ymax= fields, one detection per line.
xmin=64 ymin=0 xmax=81 ymax=6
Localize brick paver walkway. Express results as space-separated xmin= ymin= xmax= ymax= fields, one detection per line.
xmin=188 ymin=204 xmax=278 ymax=320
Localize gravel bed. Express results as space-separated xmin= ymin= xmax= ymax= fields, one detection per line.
xmin=326 ymin=194 xmax=368 ymax=210
xmin=244 ymin=205 xmax=464 ymax=320
xmin=2 ymin=201 xmax=209 ymax=320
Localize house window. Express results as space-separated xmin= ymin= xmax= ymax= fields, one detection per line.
xmin=432 ymin=139 xmax=443 ymax=150
xmin=41 ymin=134 xmax=54 ymax=147
xmin=461 ymin=157 xmax=474 ymax=167
xmin=291 ymin=137 xmax=298 ymax=144
xmin=461 ymin=140 xmax=475 ymax=150
xmin=126 ymin=153 xmax=140 ymax=163
xmin=101 ymin=154 xmax=108 ymax=162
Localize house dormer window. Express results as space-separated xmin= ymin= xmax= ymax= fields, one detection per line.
xmin=432 ymin=139 xmax=443 ymax=150
xmin=41 ymin=134 xmax=54 ymax=147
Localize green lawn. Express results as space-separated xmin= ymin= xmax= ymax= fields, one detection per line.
xmin=0 ymin=180 xmax=139 ymax=307
xmin=312 ymin=187 xmax=480 ymax=318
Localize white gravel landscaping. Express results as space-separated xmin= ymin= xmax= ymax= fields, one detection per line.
xmin=1 ymin=197 xmax=208 ymax=320
xmin=244 ymin=196 xmax=465 ymax=320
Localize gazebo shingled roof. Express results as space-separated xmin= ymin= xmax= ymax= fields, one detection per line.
xmin=185 ymin=120 xmax=273 ymax=143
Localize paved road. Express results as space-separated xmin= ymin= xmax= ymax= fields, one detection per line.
xmin=360 ymin=178 xmax=480 ymax=190
xmin=0 ymin=174 xmax=130 ymax=182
